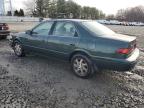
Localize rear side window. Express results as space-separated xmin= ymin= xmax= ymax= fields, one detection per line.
xmin=53 ymin=22 xmax=76 ymax=37
xmin=32 ymin=22 xmax=53 ymax=35
xmin=81 ymin=21 xmax=115 ymax=36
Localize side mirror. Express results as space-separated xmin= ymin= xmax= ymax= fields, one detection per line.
xmin=25 ymin=30 xmax=32 ymax=35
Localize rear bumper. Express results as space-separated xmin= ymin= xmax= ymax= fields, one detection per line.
xmin=0 ymin=30 xmax=10 ymax=36
xmin=92 ymin=48 xmax=139 ymax=71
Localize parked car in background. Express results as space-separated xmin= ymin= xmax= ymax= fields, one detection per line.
xmin=109 ymin=20 xmax=121 ymax=25
xmin=10 ymin=19 xmax=139 ymax=78
xmin=0 ymin=23 xmax=10 ymax=39
xmin=39 ymin=17 xmax=44 ymax=22
xmin=120 ymin=22 xmax=129 ymax=26
xmin=132 ymin=22 xmax=144 ymax=26
xmin=97 ymin=20 xmax=144 ymax=26
xmin=96 ymin=20 xmax=111 ymax=25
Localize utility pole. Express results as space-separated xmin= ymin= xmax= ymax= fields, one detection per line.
xmin=0 ymin=0 xmax=13 ymax=16
xmin=0 ymin=0 xmax=5 ymax=15
xmin=4 ymin=0 xmax=13 ymax=16
xmin=2 ymin=0 xmax=5 ymax=15
xmin=9 ymin=0 xmax=13 ymax=16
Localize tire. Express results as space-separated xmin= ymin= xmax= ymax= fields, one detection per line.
xmin=13 ymin=41 xmax=25 ymax=57
xmin=71 ymin=54 xmax=94 ymax=79
xmin=0 ymin=35 xmax=7 ymax=39
xmin=2 ymin=35 xmax=7 ymax=39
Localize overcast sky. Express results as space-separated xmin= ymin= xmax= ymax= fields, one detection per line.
xmin=11 ymin=0 xmax=144 ymax=15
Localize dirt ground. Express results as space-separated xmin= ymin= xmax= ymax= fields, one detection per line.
xmin=0 ymin=23 xmax=144 ymax=108
xmin=8 ymin=22 xmax=38 ymax=33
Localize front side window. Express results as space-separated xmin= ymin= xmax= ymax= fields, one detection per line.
xmin=53 ymin=22 xmax=76 ymax=37
xmin=32 ymin=22 xmax=53 ymax=35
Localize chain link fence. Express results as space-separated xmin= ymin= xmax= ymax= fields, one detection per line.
xmin=0 ymin=16 xmax=50 ymax=22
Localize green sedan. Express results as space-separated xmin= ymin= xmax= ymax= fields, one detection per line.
xmin=10 ymin=19 xmax=139 ymax=78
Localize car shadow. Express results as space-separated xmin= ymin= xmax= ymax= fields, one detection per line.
xmin=8 ymin=54 xmax=118 ymax=87
xmin=0 ymin=46 xmax=122 ymax=105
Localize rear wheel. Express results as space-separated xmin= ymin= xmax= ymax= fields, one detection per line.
xmin=14 ymin=42 xmax=25 ymax=57
xmin=71 ymin=54 xmax=94 ymax=78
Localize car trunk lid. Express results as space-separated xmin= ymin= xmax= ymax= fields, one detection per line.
xmin=101 ymin=33 xmax=137 ymax=58
xmin=105 ymin=33 xmax=136 ymax=43
xmin=114 ymin=34 xmax=137 ymax=57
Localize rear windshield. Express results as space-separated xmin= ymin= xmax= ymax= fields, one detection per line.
xmin=81 ymin=21 xmax=115 ymax=36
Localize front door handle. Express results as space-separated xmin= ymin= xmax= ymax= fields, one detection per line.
xmin=69 ymin=44 xmax=75 ymax=46
xmin=31 ymin=35 xmax=38 ymax=37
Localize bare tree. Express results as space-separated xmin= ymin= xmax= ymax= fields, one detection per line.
xmin=24 ymin=0 xmax=106 ymax=19
xmin=116 ymin=9 xmax=126 ymax=21
xmin=116 ymin=6 xmax=144 ymax=22
xmin=23 ymin=0 xmax=36 ymax=16
xmin=106 ymin=14 xmax=115 ymax=20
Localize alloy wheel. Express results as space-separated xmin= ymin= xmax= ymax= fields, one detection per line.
xmin=73 ymin=57 xmax=89 ymax=77
xmin=14 ymin=43 xmax=22 ymax=56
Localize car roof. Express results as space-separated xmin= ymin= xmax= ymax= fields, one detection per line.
xmin=45 ymin=19 xmax=92 ymax=23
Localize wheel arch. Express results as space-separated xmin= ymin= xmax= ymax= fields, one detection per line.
xmin=13 ymin=38 xmax=21 ymax=43
xmin=11 ymin=38 xmax=22 ymax=48
xmin=69 ymin=49 xmax=92 ymax=62
xmin=13 ymin=37 xmax=22 ymax=43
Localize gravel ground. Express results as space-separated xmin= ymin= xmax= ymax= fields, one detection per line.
xmin=0 ymin=24 xmax=144 ymax=108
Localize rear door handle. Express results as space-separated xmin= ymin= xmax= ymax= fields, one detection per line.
xmin=31 ymin=35 xmax=38 ymax=37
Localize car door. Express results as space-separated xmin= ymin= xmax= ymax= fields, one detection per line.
xmin=47 ymin=21 xmax=80 ymax=59
xmin=22 ymin=21 xmax=54 ymax=54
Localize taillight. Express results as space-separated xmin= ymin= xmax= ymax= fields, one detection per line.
xmin=2 ymin=24 xmax=9 ymax=30
xmin=116 ymin=48 xmax=133 ymax=54
xmin=117 ymin=39 xmax=137 ymax=55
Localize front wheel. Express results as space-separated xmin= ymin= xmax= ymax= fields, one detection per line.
xmin=71 ymin=54 xmax=94 ymax=78
xmin=2 ymin=35 xmax=7 ymax=39
xmin=14 ymin=42 xmax=25 ymax=57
